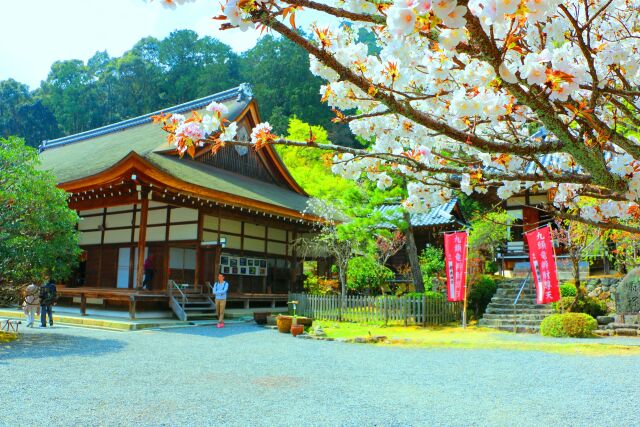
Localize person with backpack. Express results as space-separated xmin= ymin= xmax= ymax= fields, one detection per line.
xmin=39 ymin=278 xmax=57 ymax=328
xmin=22 ymin=284 xmax=40 ymax=328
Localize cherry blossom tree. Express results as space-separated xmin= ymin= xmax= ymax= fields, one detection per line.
xmin=154 ymin=0 xmax=640 ymax=234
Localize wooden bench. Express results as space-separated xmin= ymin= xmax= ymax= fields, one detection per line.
xmin=226 ymin=293 xmax=288 ymax=309
xmin=57 ymin=288 xmax=168 ymax=320
xmin=0 ymin=319 xmax=21 ymax=333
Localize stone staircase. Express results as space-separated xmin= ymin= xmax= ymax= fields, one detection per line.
xmin=479 ymin=279 xmax=554 ymax=333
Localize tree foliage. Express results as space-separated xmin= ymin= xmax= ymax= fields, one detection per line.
xmin=0 ymin=137 xmax=80 ymax=284
xmin=1 ymin=30 xmax=357 ymax=147
xmin=161 ymin=0 xmax=640 ymax=236
xmin=468 ymin=210 xmax=511 ymax=261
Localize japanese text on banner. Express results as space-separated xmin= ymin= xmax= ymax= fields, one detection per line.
xmin=524 ymin=226 xmax=560 ymax=304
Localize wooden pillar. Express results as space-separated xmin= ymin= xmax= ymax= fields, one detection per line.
xmin=290 ymin=231 xmax=298 ymax=293
xmin=213 ymin=245 xmax=222 ymax=279
xmin=195 ymin=211 xmax=203 ymax=286
xmin=136 ymin=197 xmax=149 ymax=289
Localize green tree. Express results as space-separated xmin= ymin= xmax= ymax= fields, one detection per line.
xmin=0 ymin=79 xmax=60 ymax=147
xmin=468 ymin=210 xmax=512 ymax=263
xmin=40 ymin=59 xmax=101 ymax=134
xmin=277 ymin=117 xmax=360 ymax=200
xmin=347 ymin=256 xmax=394 ymax=293
xmin=0 ymin=137 xmax=80 ymax=284
xmin=238 ymin=34 xmax=355 ymax=145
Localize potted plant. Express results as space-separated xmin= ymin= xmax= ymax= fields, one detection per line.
xmin=276 ymin=314 xmax=293 ymax=333
xmin=290 ymin=322 xmax=304 ymax=336
xmin=253 ymin=311 xmax=271 ymax=325
xmin=289 ymin=300 xmax=305 ymax=336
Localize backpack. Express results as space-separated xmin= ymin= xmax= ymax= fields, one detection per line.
xmin=40 ymin=283 xmax=57 ymax=305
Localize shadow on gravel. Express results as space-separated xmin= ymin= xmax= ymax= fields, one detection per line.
xmin=0 ymin=332 xmax=126 ymax=362
xmin=161 ymin=323 xmax=266 ymax=339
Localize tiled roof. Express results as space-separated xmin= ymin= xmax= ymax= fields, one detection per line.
xmin=376 ymin=198 xmax=462 ymax=228
xmin=37 ymin=84 xmax=312 ymax=214
xmin=39 ymin=83 xmax=253 ymax=151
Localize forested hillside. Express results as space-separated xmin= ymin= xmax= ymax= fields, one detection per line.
xmin=0 ymin=30 xmax=355 ymax=147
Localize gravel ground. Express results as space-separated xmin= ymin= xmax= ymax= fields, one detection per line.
xmin=1 ymin=323 xmax=639 ymax=427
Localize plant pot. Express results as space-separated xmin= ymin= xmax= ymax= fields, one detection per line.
xmin=253 ymin=311 xmax=271 ymax=325
xmin=290 ymin=324 xmax=304 ymax=337
xmin=295 ymin=317 xmax=313 ymax=328
xmin=276 ymin=315 xmax=293 ymax=333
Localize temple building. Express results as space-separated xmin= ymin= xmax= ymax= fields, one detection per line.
xmin=38 ymin=84 xmax=319 ymax=319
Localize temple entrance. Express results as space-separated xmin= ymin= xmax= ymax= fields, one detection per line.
xmin=200 ymin=245 xmax=222 ymax=285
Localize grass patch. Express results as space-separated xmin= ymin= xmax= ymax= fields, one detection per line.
xmin=314 ymin=322 xmax=640 ymax=356
xmin=0 ymin=331 xmax=18 ymax=343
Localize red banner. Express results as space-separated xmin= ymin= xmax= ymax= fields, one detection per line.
xmin=444 ymin=231 xmax=468 ymax=302
xmin=524 ymin=226 xmax=560 ymax=304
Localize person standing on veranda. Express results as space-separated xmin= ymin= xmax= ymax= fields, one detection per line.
xmin=213 ymin=273 xmax=229 ymax=328
xmin=142 ymin=255 xmax=155 ymax=290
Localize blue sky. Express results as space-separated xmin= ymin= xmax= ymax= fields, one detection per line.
xmin=0 ymin=0 xmax=264 ymax=89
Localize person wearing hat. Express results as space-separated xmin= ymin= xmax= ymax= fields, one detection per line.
xmin=23 ymin=284 xmax=40 ymax=328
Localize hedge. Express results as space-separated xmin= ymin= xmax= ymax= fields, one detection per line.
xmin=540 ymin=313 xmax=597 ymax=338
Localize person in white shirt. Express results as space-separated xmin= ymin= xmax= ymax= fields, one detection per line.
xmin=213 ymin=273 xmax=229 ymax=328
xmin=23 ymin=284 xmax=40 ymax=327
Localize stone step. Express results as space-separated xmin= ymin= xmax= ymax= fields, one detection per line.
xmin=482 ymin=313 xmax=551 ymax=321
xmin=483 ymin=324 xmax=541 ymax=333
xmin=487 ymin=301 xmax=548 ymax=308
xmin=604 ymin=323 xmax=640 ymax=330
xmin=485 ymin=306 xmax=553 ymax=313
xmin=479 ymin=319 xmax=544 ymax=329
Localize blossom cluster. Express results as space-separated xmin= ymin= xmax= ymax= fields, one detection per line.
xmin=155 ymin=100 xmax=239 ymax=156
xmin=161 ymin=0 xmax=640 ymax=227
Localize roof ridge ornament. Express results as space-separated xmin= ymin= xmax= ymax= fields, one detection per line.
xmin=237 ymin=83 xmax=253 ymax=101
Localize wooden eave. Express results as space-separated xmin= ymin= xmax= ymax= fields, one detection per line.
xmin=243 ymin=100 xmax=308 ymax=196
xmin=59 ymin=152 xmax=321 ymax=223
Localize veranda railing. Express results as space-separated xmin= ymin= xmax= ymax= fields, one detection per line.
xmin=289 ymin=293 xmax=462 ymax=326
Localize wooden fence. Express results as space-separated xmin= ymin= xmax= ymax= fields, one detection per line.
xmin=289 ymin=293 xmax=462 ymax=326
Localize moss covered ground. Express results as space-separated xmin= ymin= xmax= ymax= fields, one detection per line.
xmin=0 ymin=331 xmax=18 ymax=343
xmin=313 ymin=321 xmax=640 ymax=356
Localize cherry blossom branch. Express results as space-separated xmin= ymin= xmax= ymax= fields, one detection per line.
xmin=284 ymin=0 xmax=385 ymax=24
xmin=260 ymin=13 xmax=563 ymax=157
xmin=464 ymin=12 xmax=628 ymax=193
xmin=554 ymin=211 xmax=640 ymax=235
xmin=210 ymin=136 xmax=599 ymax=186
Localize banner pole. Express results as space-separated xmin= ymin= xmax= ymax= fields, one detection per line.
xmin=462 ymin=230 xmax=469 ymax=329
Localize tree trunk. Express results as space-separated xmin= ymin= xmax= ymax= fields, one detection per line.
xmin=338 ymin=267 xmax=346 ymax=321
xmin=403 ymin=211 xmax=425 ymax=293
xmin=338 ymin=266 xmax=347 ymax=298
xmin=570 ymin=251 xmax=584 ymax=311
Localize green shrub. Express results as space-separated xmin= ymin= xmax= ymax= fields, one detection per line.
xmin=419 ymin=246 xmax=444 ymax=290
xmin=484 ymin=261 xmax=499 ymax=274
xmin=405 ymin=291 xmax=445 ymax=300
xmin=467 ymin=275 xmax=498 ymax=319
xmin=540 ymin=313 xmax=597 ymax=338
xmin=559 ymin=283 xmax=577 ymax=297
xmin=347 ymin=256 xmax=394 ymax=292
xmin=553 ymin=296 xmax=608 ymax=317
xmin=583 ymin=297 xmax=608 ymax=318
